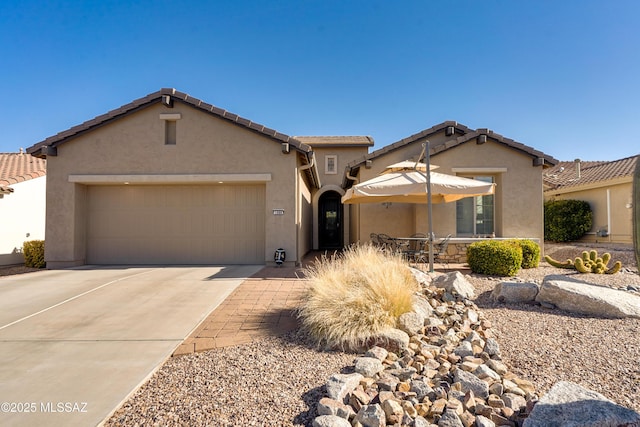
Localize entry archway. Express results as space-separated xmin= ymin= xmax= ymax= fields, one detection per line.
xmin=312 ymin=185 xmax=348 ymax=250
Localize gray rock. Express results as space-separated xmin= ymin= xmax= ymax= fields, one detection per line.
xmin=433 ymin=271 xmax=475 ymax=299
xmin=410 ymin=380 xmax=434 ymax=401
xmin=312 ymin=414 xmax=352 ymax=427
xmin=437 ymin=409 xmax=464 ymax=427
xmin=354 ymin=356 xmax=384 ymax=378
xmin=325 ymin=373 xmax=363 ymax=404
xmin=413 ymin=293 xmax=434 ymax=318
xmin=368 ymin=328 xmax=410 ymax=353
xmin=414 ymin=415 xmax=432 ymax=427
xmin=536 ymin=275 xmax=640 ymax=318
xmin=453 ymin=368 xmax=489 ymax=399
xmin=475 ymin=415 xmax=496 ymax=427
xmin=453 ymin=340 xmax=474 ymax=358
xmin=364 ymin=346 xmax=388 ymax=361
xmin=410 ymin=267 xmax=433 ymax=286
xmin=483 ymin=337 xmax=501 ymax=357
xmin=492 ymin=281 xmax=539 ymax=303
xmin=386 ymin=366 xmax=417 ymax=381
xmin=474 ymin=364 xmax=501 ymax=381
xmin=398 ymin=311 xmax=425 ymax=335
xmin=523 ymin=381 xmax=640 ymax=427
xmin=502 ymin=393 xmax=527 ymax=411
xmin=353 ymin=403 xmax=386 ymax=427
xmin=317 ymin=397 xmax=354 ymax=419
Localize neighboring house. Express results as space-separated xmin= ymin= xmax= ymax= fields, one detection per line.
xmin=27 ymin=88 xmax=555 ymax=268
xmin=543 ymin=155 xmax=638 ymax=243
xmin=0 ymin=151 xmax=47 ymax=266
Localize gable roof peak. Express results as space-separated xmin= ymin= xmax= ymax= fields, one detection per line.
xmin=27 ymin=88 xmax=313 ymax=158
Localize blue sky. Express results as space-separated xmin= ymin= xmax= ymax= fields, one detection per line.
xmin=1 ymin=0 xmax=638 ymax=161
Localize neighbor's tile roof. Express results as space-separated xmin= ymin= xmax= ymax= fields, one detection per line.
xmin=294 ymin=136 xmax=375 ymax=147
xmin=0 ymin=152 xmax=47 ymax=193
xmin=27 ymin=88 xmax=313 ymax=157
xmin=543 ymin=155 xmax=638 ymax=191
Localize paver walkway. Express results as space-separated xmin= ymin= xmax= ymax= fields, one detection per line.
xmin=173 ymin=254 xmax=464 ymax=356
xmin=173 ymin=263 xmax=310 ymax=355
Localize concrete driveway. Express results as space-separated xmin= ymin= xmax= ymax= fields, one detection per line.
xmin=0 ymin=265 xmax=262 ymax=427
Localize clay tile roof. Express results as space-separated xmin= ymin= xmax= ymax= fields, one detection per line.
xmin=345 ymin=121 xmax=557 ymax=170
xmin=543 ymin=155 xmax=638 ymax=191
xmin=0 ymin=152 xmax=47 ymax=193
xmin=26 ymin=88 xmax=313 ymax=157
xmin=294 ymin=136 xmax=375 ymax=147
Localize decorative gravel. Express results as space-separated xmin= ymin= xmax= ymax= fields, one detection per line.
xmin=104 ymin=243 xmax=640 ymax=425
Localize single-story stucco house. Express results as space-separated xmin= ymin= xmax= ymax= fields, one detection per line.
xmin=27 ymin=88 xmax=557 ymax=268
xmin=543 ymin=155 xmax=638 ymax=243
xmin=0 ymin=151 xmax=47 ymax=266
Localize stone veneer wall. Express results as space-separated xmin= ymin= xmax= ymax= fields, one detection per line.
xmin=439 ymin=238 xmax=541 ymax=264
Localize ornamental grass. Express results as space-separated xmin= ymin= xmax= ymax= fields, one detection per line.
xmin=297 ymin=244 xmax=419 ymax=350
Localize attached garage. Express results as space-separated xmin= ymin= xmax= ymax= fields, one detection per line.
xmin=86 ymin=184 xmax=265 ymax=265
xmin=27 ymin=88 xmax=321 ymax=268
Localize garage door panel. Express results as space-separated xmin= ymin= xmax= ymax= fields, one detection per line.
xmin=87 ymin=185 xmax=265 ymax=264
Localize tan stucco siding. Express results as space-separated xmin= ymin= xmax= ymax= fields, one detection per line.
xmin=548 ymin=182 xmax=633 ymax=243
xmin=432 ymin=140 xmax=544 ymax=242
xmin=298 ymin=175 xmax=313 ymax=261
xmin=44 ymin=103 xmax=302 ymax=267
xmin=348 ymin=136 xmax=545 ymax=245
xmin=313 ymin=146 xmax=370 ymax=187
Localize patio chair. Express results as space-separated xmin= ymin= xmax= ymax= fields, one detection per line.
xmin=433 ymin=234 xmax=452 ymax=269
xmin=405 ymin=233 xmax=426 ymax=263
xmin=377 ymin=233 xmax=397 ymax=254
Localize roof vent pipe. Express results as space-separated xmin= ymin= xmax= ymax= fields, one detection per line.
xmin=574 ymin=158 xmax=581 ymax=179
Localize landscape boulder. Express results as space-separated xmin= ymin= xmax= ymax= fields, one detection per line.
xmin=432 ymin=271 xmax=475 ymax=299
xmin=536 ymin=275 xmax=640 ymax=318
xmin=491 ymin=281 xmax=539 ymax=303
xmin=523 ymin=381 xmax=640 ymax=427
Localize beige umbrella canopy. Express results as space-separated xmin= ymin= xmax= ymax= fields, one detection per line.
xmin=342 ymin=162 xmax=495 ymax=205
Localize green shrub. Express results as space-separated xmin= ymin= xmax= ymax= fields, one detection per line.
xmin=467 ymin=240 xmax=523 ymax=276
xmin=23 ymin=240 xmax=45 ymax=268
xmin=544 ymin=199 xmax=593 ymax=242
xmin=297 ymin=244 xmax=419 ymax=350
xmin=508 ymin=239 xmax=540 ymax=269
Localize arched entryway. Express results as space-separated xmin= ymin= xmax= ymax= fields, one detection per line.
xmin=318 ymin=191 xmax=343 ymax=250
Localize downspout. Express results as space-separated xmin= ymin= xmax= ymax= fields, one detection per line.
xmin=300 ymin=151 xmax=320 ymax=188
xmin=607 ymin=188 xmax=611 ymax=242
xmin=346 ymin=167 xmax=359 ymax=185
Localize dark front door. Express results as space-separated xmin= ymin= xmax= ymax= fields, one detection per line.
xmin=319 ymin=192 xmax=343 ymax=249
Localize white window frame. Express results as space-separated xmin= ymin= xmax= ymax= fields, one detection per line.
xmin=325 ymin=155 xmax=338 ymax=175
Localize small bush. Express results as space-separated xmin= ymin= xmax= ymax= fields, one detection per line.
xmin=467 ymin=240 xmax=523 ymax=276
xmin=544 ymin=199 xmax=593 ymax=242
xmin=297 ymin=244 xmax=419 ymax=350
xmin=508 ymin=239 xmax=540 ymax=269
xmin=23 ymin=240 xmax=45 ymax=268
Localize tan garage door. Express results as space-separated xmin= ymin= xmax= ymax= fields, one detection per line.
xmin=87 ymin=184 xmax=265 ymax=264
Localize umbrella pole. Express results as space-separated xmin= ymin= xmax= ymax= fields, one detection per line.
xmin=425 ymin=141 xmax=434 ymax=272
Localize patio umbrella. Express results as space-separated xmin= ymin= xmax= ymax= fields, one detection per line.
xmin=342 ymin=143 xmax=496 ymax=271
xmin=341 ymin=164 xmax=495 ymax=204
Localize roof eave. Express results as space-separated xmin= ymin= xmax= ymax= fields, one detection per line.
xmin=26 ymin=88 xmax=313 ymax=158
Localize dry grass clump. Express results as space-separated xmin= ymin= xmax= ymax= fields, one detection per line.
xmin=297 ymin=244 xmax=419 ymax=350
